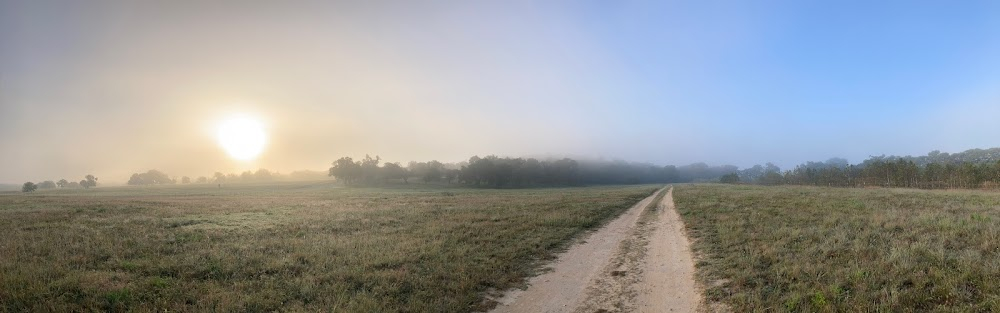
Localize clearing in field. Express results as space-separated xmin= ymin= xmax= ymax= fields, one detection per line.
xmin=0 ymin=182 xmax=658 ymax=312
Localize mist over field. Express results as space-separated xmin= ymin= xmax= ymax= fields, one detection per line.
xmin=8 ymin=2 xmax=1000 ymax=312
xmin=3 ymin=1 xmax=1000 ymax=184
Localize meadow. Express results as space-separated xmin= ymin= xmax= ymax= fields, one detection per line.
xmin=0 ymin=182 xmax=658 ymax=312
xmin=674 ymin=184 xmax=1000 ymax=312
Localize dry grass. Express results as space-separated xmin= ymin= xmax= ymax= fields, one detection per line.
xmin=0 ymin=182 xmax=658 ymax=312
xmin=674 ymin=184 xmax=1000 ymax=312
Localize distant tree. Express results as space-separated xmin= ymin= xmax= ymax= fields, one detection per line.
xmin=213 ymin=172 xmax=226 ymax=183
xmin=66 ymin=181 xmax=81 ymax=188
xmin=197 ymin=176 xmax=208 ymax=183
xmin=329 ymin=157 xmax=362 ymax=185
xmin=254 ymin=168 xmax=273 ymax=181
xmin=128 ymin=170 xmax=172 ymax=185
xmin=662 ymin=165 xmax=681 ymax=182
xmin=381 ymin=162 xmax=409 ymax=183
xmin=445 ymin=169 xmax=461 ymax=184
xmin=56 ymin=179 xmax=69 ymax=188
xmin=465 ymin=156 xmax=494 ymax=186
xmin=128 ymin=174 xmax=142 ymax=185
xmin=238 ymin=171 xmax=251 ymax=182
xmin=81 ymin=175 xmax=97 ymax=189
xmin=738 ymin=165 xmax=765 ymax=183
xmin=22 ymin=182 xmax=37 ymax=193
xmin=720 ymin=173 xmax=740 ymax=184
xmin=764 ymin=163 xmax=781 ymax=174
xmin=514 ymin=158 xmax=543 ymax=185
xmin=759 ymin=171 xmax=785 ymax=186
xmin=181 ymin=176 xmax=191 ymax=184
xmin=408 ymin=161 xmax=427 ymax=180
xmin=549 ymin=158 xmax=580 ymax=185
xmin=825 ymin=158 xmax=849 ymax=168
xmin=493 ymin=161 xmax=514 ymax=187
xmin=37 ymin=180 xmax=57 ymax=189
xmin=422 ymin=160 xmax=444 ymax=183
xmin=359 ymin=155 xmax=381 ymax=183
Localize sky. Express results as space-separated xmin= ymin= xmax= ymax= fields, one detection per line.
xmin=2 ymin=0 xmax=1000 ymax=184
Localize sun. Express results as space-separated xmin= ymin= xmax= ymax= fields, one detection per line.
xmin=216 ymin=116 xmax=267 ymax=161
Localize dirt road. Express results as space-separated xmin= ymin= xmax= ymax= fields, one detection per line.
xmin=490 ymin=187 xmax=701 ymax=313
xmin=635 ymin=187 xmax=701 ymax=312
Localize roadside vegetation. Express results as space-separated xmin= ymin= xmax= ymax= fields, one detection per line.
xmin=0 ymin=183 xmax=657 ymax=312
xmin=674 ymin=184 xmax=1000 ymax=311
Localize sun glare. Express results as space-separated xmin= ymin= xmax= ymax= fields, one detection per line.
xmin=216 ymin=116 xmax=267 ymax=161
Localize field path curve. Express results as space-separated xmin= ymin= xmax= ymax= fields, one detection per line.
xmin=491 ymin=186 xmax=703 ymax=312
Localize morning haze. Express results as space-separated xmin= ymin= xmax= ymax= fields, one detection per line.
xmin=2 ymin=0 xmax=1000 ymax=184
xmin=8 ymin=1 xmax=1000 ymax=312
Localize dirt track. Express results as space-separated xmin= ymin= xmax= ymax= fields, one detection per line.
xmin=490 ymin=187 xmax=701 ymax=313
xmin=635 ymin=188 xmax=701 ymax=312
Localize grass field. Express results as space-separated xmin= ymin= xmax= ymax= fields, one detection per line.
xmin=674 ymin=184 xmax=1000 ymax=312
xmin=0 ymin=182 xmax=658 ymax=312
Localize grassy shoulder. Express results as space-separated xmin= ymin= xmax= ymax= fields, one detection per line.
xmin=0 ymin=183 xmax=659 ymax=312
xmin=674 ymin=184 xmax=1000 ymax=312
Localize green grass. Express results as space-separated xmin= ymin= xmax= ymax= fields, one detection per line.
xmin=674 ymin=184 xmax=1000 ymax=312
xmin=0 ymin=182 xmax=659 ymax=312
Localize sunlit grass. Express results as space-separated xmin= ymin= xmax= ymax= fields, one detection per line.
xmin=0 ymin=183 xmax=658 ymax=312
xmin=675 ymin=184 xmax=1000 ymax=312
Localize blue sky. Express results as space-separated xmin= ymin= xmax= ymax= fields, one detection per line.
xmin=1 ymin=1 xmax=1000 ymax=183
xmin=577 ymin=1 xmax=1000 ymax=163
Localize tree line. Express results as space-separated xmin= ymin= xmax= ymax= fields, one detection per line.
xmin=21 ymin=175 xmax=97 ymax=192
xmin=723 ymin=148 xmax=1000 ymax=189
xmin=126 ymin=169 xmax=328 ymax=185
xmin=50 ymin=148 xmax=1000 ymax=191
xmin=328 ymin=155 xmax=735 ymax=187
xmin=18 ymin=169 xmax=331 ymax=192
xmin=30 ymin=148 xmax=1000 ymax=192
